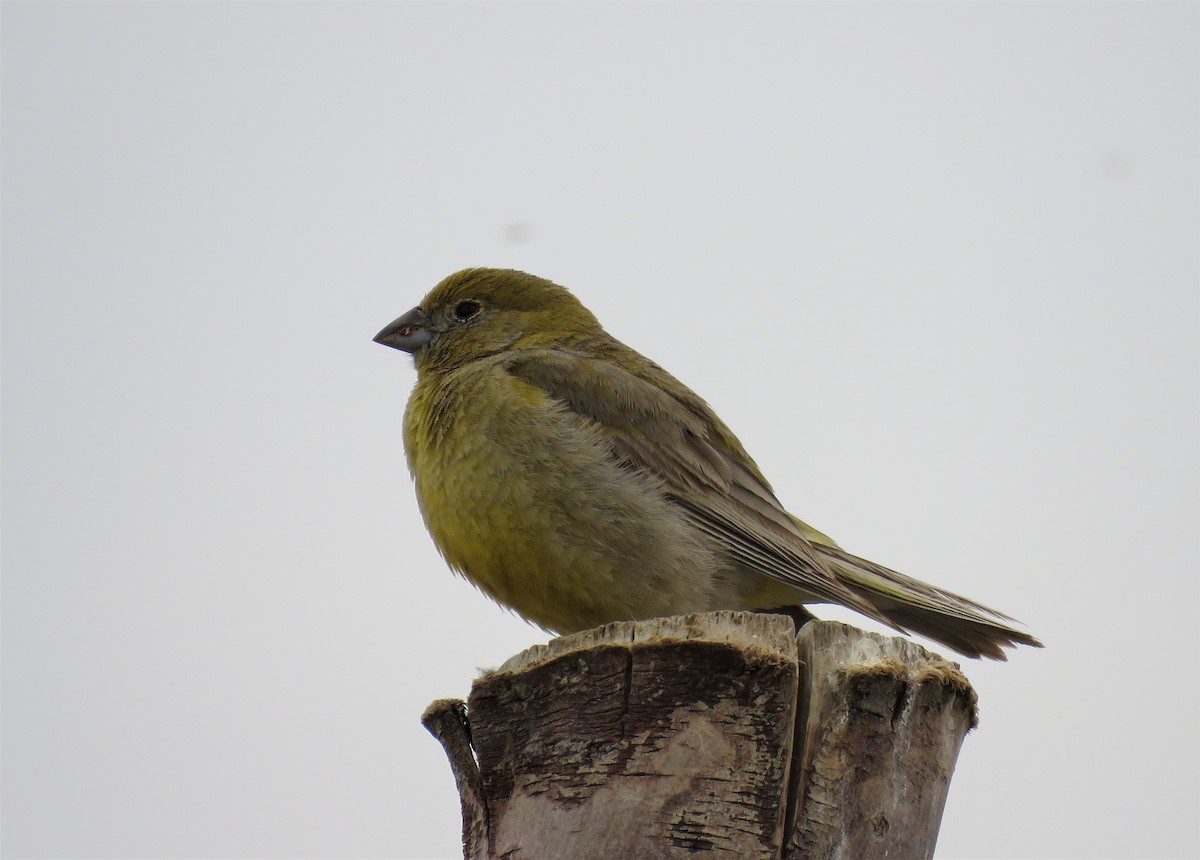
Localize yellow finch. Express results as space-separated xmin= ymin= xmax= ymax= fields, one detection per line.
xmin=374 ymin=268 xmax=1041 ymax=660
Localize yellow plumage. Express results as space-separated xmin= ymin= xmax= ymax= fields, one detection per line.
xmin=375 ymin=268 xmax=1041 ymax=659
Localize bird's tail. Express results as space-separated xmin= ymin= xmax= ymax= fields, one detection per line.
xmin=815 ymin=545 xmax=1043 ymax=661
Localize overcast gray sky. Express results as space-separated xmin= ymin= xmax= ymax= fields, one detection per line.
xmin=3 ymin=2 xmax=1198 ymax=858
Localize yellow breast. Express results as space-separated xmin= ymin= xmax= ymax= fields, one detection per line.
xmin=402 ymin=358 xmax=717 ymax=632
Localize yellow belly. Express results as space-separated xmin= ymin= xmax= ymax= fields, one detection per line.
xmin=403 ymin=362 xmax=719 ymax=633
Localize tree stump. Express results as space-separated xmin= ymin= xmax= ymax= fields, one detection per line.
xmin=422 ymin=612 xmax=978 ymax=860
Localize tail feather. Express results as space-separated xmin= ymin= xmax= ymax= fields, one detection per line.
xmin=816 ymin=545 xmax=1044 ymax=661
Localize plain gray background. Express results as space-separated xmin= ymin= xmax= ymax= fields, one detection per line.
xmin=3 ymin=2 xmax=1198 ymax=858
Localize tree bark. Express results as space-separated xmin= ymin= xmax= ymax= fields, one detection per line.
xmin=422 ymin=612 xmax=978 ymax=860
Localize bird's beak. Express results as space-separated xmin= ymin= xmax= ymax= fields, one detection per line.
xmin=373 ymin=307 xmax=434 ymax=353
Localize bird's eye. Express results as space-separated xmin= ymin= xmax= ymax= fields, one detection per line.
xmin=453 ymin=300 xmax=481 ymax=321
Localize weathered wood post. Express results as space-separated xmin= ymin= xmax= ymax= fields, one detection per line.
xmin=423 ymin=611 xmax=978 ymax=860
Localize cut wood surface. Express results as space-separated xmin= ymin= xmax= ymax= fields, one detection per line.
xmin=422 ymin=612 xmax=978 ymax=860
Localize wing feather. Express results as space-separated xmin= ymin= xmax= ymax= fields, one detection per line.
xmin=502 ymin=345 xmax=893 ymax=623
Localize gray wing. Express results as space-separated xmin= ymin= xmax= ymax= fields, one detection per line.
xmin=502 ymin=345 xmax=893 ymax=622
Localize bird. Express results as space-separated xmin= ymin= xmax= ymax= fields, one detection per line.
xmin=373 ymin=268 xmax=1042 ymax=660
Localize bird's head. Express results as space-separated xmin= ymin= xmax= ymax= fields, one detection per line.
xmin=374 ymin=268 xmax=603 ymax=373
